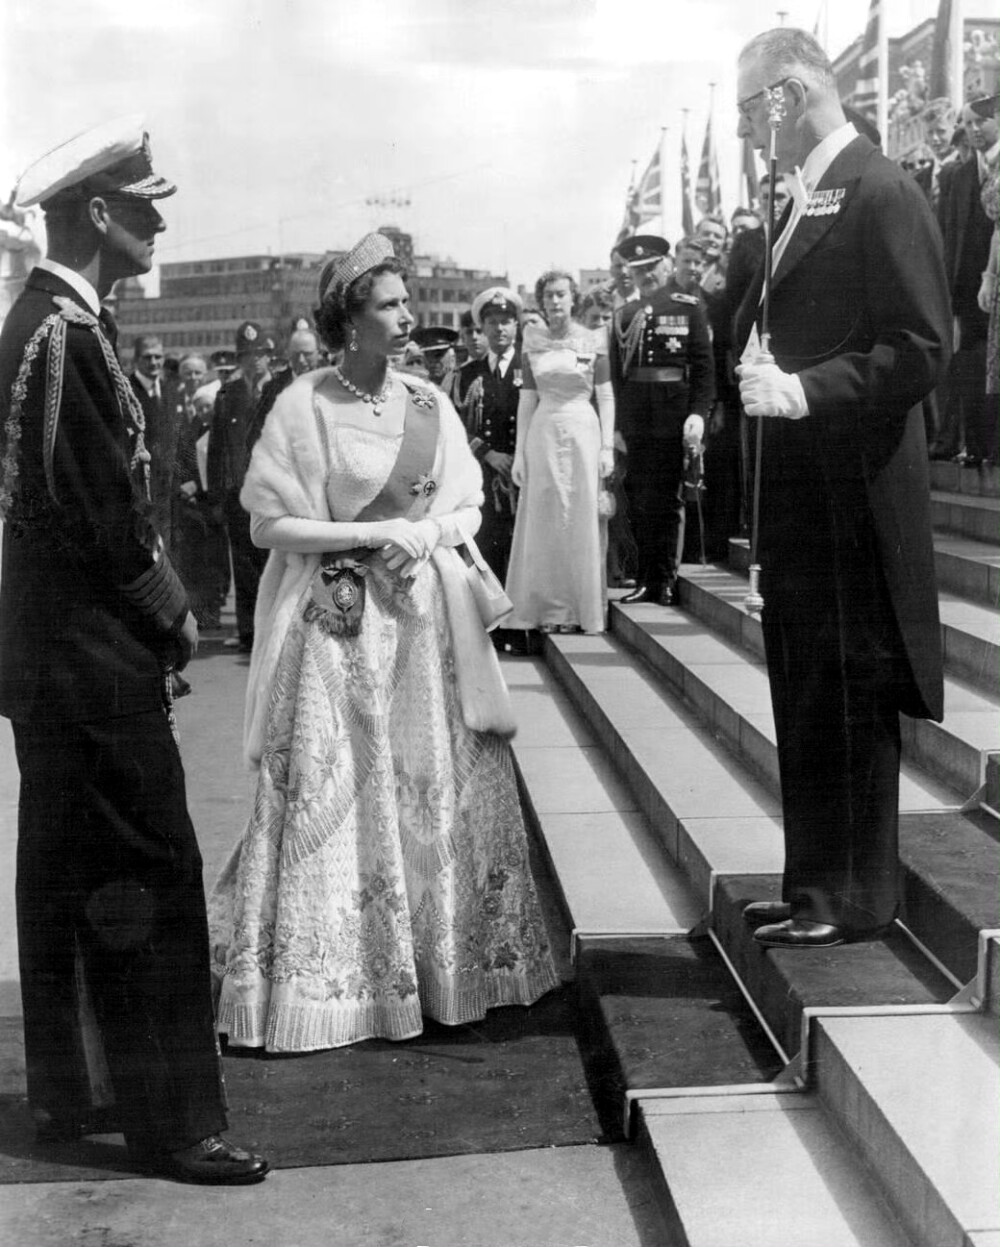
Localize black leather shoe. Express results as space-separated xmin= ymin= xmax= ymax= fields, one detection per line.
xmin=657 ymin=582 xmax=678 ymax=607
xmin=742 ymin=900 xmax=792 ymax=926
xmin=621 ymin=584 xmax=661 ymax=604
xmin=138 ymin=1135 xmax=269 ymax=1185
xmin=753 ymin=919 xmax=845 ymax=948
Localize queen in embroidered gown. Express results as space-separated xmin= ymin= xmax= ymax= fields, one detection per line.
xmin=505 ymin=271 xmax=615 ymax=634
xmin=208 ymin=239 xmax=557 ymax=1052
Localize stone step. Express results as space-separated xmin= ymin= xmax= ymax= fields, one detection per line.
xmin=933 ymin=535 xmax=1000 ymax=607
xmin=637 ymin=1090 xmax=913 ymax=1247
xmin=987 ymin=753 xmax=1000 ymax=816
xmin=574 ymin=936 xmax=784 ymax=1136
xmin=548 ymin=627 xmax=996 ymax=987
xmin=733 ymin=533 xmax=1000 ymax=608
xmin=668 ymin=563 xmax=998 ymax=802
xmin=931 ymin=490 xmax=1000 ymax=544
xmin=710 ymin=873 xmax=954 ymax=1060
xmin=930 ymin=459 xmax=1000 ymax=499
xmin=937 ymin=591 xmax=1000 ymax=696
xmin=504 ymin=657 xmax=703 ymax=954
xmin=813 ymin=1011 xmax=1000 ymax=1247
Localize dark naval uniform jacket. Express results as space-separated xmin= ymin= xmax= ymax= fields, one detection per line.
xmin=609 ymin=281 xmax=714 ymax=438
xmin=0 ymin=269 xmax=189 ymax=723
xmin=734 ymin=133 xmax=950 ymax=930
xmin=461 ymin=348 xmax=522 ymax=580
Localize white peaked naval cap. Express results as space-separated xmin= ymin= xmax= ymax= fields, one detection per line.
xmin=16 ymin=114 xmax=177 ymax=208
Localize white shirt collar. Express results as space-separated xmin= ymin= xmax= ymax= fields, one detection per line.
xmin=488 ymin=345 xmax=515 ymax=373
xmin=133 ymin=369 xmax=161 ymax=397
xmin=799 ymin=121 xmax=859 ymax=192
xmin=35 ymin=258 xmax=101 ymax=316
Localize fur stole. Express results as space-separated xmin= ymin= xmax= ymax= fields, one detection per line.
xmin=241 ymin=369 xmax=514 ymax=767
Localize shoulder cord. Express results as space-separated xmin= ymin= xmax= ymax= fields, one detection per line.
xmin=615 ymin=305 xmax=647 ymax=379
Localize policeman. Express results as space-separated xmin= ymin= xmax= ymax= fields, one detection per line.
xmin=609 ymin=234 xmax=713 ymax=604
xmin=409 ymin=325 xmax=459 ymax=388
xmin=206 ymin=321 xmax=274 ymax=651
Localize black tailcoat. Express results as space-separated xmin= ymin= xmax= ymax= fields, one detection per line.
xmin=735 ymin=135 xmax=950 ymax=929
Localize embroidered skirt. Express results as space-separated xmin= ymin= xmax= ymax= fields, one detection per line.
xmin=208 ymin=559 xmax=558 ymax=1051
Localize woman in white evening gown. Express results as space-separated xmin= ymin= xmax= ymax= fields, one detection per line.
xmin=208 ymin=234 xmax=558 ymax=1053
xmin=505 ymin=270 xmax=616 ymax=635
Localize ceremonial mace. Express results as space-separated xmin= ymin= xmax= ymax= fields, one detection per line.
xmin=744 ymin=84 xmax=787 ymax=616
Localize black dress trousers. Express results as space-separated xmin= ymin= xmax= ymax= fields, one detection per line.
xmin=14 ymin=710 xmax=227 ymax=1153
xmin=759 ymin=473 xmax=908 ymax=932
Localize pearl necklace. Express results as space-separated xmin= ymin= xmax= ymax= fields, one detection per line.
xmin=331 ymin=363 xmax=394 ymax=416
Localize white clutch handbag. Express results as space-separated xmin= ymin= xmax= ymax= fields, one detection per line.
xmin=458 ymin=533 xmax=513 ymax=631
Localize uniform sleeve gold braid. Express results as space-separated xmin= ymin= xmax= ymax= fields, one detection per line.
xmin=0 ymin=312 xmax=62 ymax=519
xmin=119 ymin=554 xmax=187 ymax=630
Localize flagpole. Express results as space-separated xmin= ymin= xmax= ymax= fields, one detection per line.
xmin=876 ymin=0 xmax=889 ymax=145
xmin=659 ymin=126 xmax=669 ymax=239
xmin=949 ymin=0 xmax=964 ymax=114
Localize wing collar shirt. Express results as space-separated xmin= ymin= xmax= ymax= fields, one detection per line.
xmin=749 ymin=122 xmax=859 ymax=421
xmin=771 ymin=121 xmax=858 ymax=273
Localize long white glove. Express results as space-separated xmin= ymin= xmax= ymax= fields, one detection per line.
xmin=736 ymin=360 xmax=809 ymax=420
xmin=594 ymin=379 xmax=616 ymax=479
xmin=511 ymin=388 xmax=539 ymax=488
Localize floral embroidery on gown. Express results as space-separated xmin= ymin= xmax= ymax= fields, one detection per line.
xmin=208 ymin=387 xmax=558 ymax=1052
xmin=504 ymin=322 xmax=607 ymax=632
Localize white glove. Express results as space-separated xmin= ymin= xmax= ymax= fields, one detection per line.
xmin=682 ymin=414 xmax=705 ymax=447
xmin=737 ymin=361 xmax=809 ymax=420
xmin=598 ymin=447 xmax=615 ymax=479
xmin=511 ymin=451 xmax=526 ymax=488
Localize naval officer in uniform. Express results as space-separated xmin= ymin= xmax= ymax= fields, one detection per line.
xmin=609 ymin=235 xmax=714 ymax=605
xmin=0 ymin=116 xmax=268 ymax=1183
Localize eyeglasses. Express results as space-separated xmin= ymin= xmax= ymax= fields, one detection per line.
xmin=737 ymin=77 xmax=792 ymax=118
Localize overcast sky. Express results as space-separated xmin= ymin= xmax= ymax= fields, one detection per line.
xmin=2 ymin=0 xmax=939 ymax=290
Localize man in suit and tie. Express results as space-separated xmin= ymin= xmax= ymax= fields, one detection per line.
xmin=0 ymin=117 xmax=267 ymax=1182
xmin=207 ymin=321 xmax=274 ymax=652
xmin=734 ymin=28 xmax=950 ymax=948
xmin=130 ymin=333 xmax=180 ymax=549
xmin=941 ymin=99 xmax=997 ymax=465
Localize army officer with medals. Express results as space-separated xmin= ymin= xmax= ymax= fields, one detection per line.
xmin=609 ymin=235 xmax=713 ymax=605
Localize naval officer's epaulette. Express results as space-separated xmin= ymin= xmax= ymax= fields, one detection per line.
xmin=670 ymin=291 xmax=700 ymax=305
